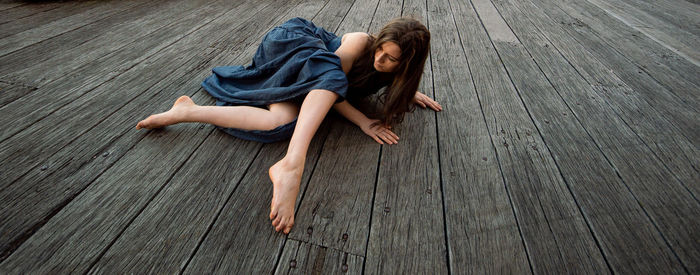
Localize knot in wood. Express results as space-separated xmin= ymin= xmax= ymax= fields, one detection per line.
xmin=290 ymin=260 xmax=297 ymax=268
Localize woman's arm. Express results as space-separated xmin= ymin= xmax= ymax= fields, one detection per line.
xmin=333 ymin=100 xmax=398 ymax=145
xmin=333 ymin=100 xmax=370 ymax=127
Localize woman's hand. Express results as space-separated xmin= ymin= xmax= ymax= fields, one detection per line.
xmin=360 ymin=119 xmax=399 ymax=145
xmin=413 ymin=91 xmax=442 ymax=111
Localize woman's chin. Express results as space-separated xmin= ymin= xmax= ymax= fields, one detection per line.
xmin=374 ymin=63 xmax=387 ymax=72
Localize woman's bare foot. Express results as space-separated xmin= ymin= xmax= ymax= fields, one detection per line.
xmin=135 ymin=95 xmax=195 ymax=129
xmin=268 ymin=158 xmax=304 ymax=234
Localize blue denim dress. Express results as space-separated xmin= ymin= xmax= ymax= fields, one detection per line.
xmin=201 ymin=17 xmax=347 ymax=143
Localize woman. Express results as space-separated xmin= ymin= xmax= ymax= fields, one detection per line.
xmin=136 ymin=17 xmax=441 ymax=234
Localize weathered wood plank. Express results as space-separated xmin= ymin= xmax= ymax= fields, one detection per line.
xmin=543 ymin=0 xmax=700 ymax=107
xmin=180 ymin=126 xmax=329 ymax=273
xmin=0 ymin=0 xmax=147 ymax=57
xmin=447 ymin=0 xmax=609 ymax=273
xmin=494 ymin=0 xmax=699 ymax=272
xmin=0 ymin=81 xmax=34 ymax=107
xmin=520 ymin=0 xmax=700 ymax=188
xmin=0 ymin=0 xmax=244 ymax=191
xmin=0 ymin=92 xmax=215 ymax=273
xmin=274 ymin=240 xmax=363 ymax=274
xmin=619 ymin=0 xmax=700 ymax=37
xmin=0 ymin=2 xmax=24 ymax=12
xmin=335 ymin=0 xmax=378 ymax=35
xmin=86 ymin=122 xmax=261 ymax=274
xmin=585 ymin=0 xmax=699 ymax=66
xmin=427 ymin=0 xmax=530 ymax=272
xmin=0 ymin=0 xmax=233 ymax=144
xmin=0 ymin=0 xmax=200 ymax=87
xmin=0 ymin=1 xmax=97 ymax=38
xmin=307 ymin=0 xmax=354 ymax=33
xmin=284 ymin=0 xmax=379 ymax=257
xmin=491 ymin=0 xmax=683 ymax=272
xmin=363 ymin=0 xmax=448 ymax=273
xmin=0 ymin=1 xmax=63 ymax=25
xmin=0 ymin=0 xmax=277 ymax=264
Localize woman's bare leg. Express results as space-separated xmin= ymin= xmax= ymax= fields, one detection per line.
xmin=136 ymin=96 xmax=299 ymax=131
xmin=268 ymin=89 xmax=338 ymax=234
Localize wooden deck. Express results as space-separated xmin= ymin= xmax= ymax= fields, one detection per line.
xmin=0 ymin=0 xmax=698 ymax=273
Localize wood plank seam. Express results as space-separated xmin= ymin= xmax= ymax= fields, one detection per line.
xmin=423 ymin=0 xmax=453 ymax=272
xmin=0 ymin=0 xmax=280 ymax=270
xmin=286 ymin=237 xmax=366 ymax=258
xmin=0 ymin=121 xmax=152 ymax=263
xmin=499 ymin=0 xmax=696 ymax=271
xmin=0 ymin=0 xmax=232 ymax=145
xmin=481 ymin=4 xmax=621 ymax=272
xmin=550 ymin=1 xmax=700 ymax=111
xmin=587 ymin=86 xmax=700 ymax=201
xmin=518 ymin=0 xmax=699 ymax=186
xmin=361 ymin=146 xmax=382 ymax=273
xmin=518 ymin=1 xmax=700 ymax=198
xmin=460 ymin=0 xmax=535 ymax=272
xmin=485 ymin=5 xmax=617 ymax=272
xmin=85 ymin=126 xmax=219 ymax=272
xmin=0 ymin=3 xmax=63 ymax=24
xmin=611 ymin=175 xmax=693 ymax=273
xmin=584 ymin=0 xmax=699 ymax=67
xmin=0 ymin=55 xmax=192 ymax=190
xmin=0 ymin=0 xmax=149 ymax=58
xmin=178 ymin=145 xmax=265 ymax=273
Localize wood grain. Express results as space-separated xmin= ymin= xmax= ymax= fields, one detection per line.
xmin=275 ymin=239 xmax=363 ymax=274
xmin=429 ymin=0 xmax=530 ymax=272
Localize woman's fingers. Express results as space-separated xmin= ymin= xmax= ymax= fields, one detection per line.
xmin=371 ymin=134 xmax=384 ymax=144
xmin=427 ymin=98 xmax=442 ymax=111
xmin=380 ymin=130 xmax=399 ymax=144
xmin=416 ymin=94 xmax=442 ymax=112
xmin=379 ymin=133 xmax=396 ymax=144
xmin=368 ymin=124 xmax=400 ymax=145
xmin=389 ymin=130 xmax=399 ymax=140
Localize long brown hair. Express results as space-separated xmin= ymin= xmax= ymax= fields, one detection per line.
xmin=346 ymin=17 xmax=431 ymax=126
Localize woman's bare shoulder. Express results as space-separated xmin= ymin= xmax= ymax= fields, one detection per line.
xmin=341 ymin=32 xmax=370 ymax=44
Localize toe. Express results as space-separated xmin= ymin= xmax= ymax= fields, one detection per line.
xmin=277 ymin=217 xmax=290 ymax=232
xmin=275 ymin=221 xmax=285 ymax=232
xmin=270 ymin=207 xmax=277 ymax=220
xmin=272 ymin=216 xmax=281 ymax=227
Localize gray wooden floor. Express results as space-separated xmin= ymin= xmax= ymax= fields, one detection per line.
xmin=0 ymin=0 xmax=698 ymax=273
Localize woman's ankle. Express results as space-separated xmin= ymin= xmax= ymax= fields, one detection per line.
xmin=279 ymin=155 xmax=305 ymax=170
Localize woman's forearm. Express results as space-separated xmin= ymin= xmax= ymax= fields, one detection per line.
xmin=333 ymin=100 xmax=370 ymax=127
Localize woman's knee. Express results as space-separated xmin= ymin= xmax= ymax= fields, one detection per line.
xmin=267 ymin=102 xmax=299 ymax=129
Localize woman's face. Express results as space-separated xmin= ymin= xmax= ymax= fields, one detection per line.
xmin=374 ymin=41 xmax=401 ymax=73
